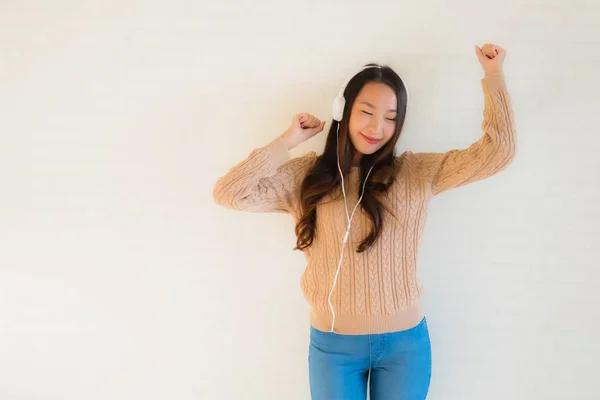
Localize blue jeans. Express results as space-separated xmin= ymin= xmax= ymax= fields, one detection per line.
xmin=308 ymin=317 xmax=432 ymax=400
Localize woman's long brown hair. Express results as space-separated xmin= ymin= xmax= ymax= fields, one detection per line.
xmin=294 ymin=64 xmax=409 ymax=253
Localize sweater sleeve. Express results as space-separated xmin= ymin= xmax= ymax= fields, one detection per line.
xmin=407 ymin=73 xmax=517 ymax=195
xmin=212 ymin=136 xmax=316 ymax=213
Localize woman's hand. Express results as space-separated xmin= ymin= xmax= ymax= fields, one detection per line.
xmin=475 ymin=43 xmax=506 ymax=76
xmin=280 ymin=113 xmax=326 ymax=150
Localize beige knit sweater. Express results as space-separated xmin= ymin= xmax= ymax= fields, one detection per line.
xmin=213 ymin=73 xmax=516 ymax=334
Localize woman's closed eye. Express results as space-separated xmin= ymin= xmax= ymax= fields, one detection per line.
xmin=362 ymin=110 xmax=396 ymax=121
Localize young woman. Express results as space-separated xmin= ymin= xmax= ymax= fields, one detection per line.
xmin=213 ymin=43 xmax=516 ymax=400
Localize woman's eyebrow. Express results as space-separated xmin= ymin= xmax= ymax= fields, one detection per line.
xmin=359 ymin=101 xmax=397 ymax=112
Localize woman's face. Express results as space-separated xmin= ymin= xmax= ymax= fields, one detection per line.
xmin=348 ymin=82 xmax=398 ymax=156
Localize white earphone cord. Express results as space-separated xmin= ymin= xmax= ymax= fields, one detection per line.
xmin=327 ymin=123 xmax=374 ymax=332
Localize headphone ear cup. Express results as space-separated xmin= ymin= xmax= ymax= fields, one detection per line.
xmin=332 ymin=95 xmax=345 ymax=122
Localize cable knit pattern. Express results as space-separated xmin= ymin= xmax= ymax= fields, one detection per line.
xmin=212 ymin=136 xmax=317 ymax=213
xmin=213 ymin=73 xmax=516 ymax=334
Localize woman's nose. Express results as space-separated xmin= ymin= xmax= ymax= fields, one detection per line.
xmin=367 ymin=118 xmax=383 ymax=136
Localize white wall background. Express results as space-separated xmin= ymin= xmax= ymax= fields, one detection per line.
xmin=1 ymin=1 xmax=598 ymax=399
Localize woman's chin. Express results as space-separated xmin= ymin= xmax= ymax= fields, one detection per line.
xmin=355 ymin=143 xmax=382 ymax=155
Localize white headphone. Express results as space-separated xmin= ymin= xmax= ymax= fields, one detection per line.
xmin=327 ymin=65 xmax=381 ymax=332
xmin=332 ymin=65 xmax=381 ymax=122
